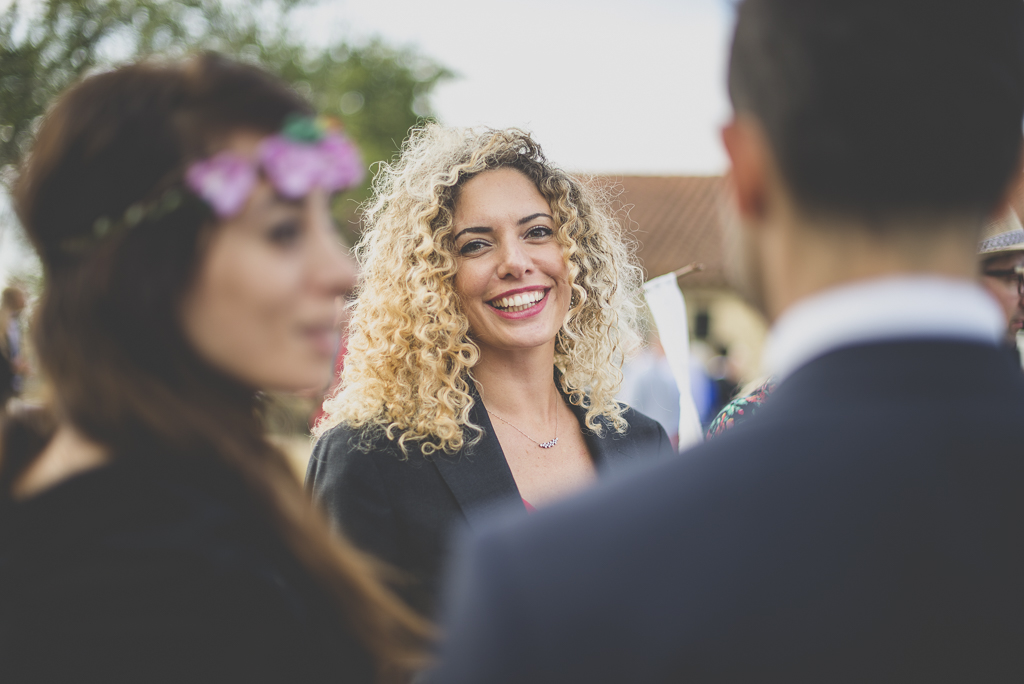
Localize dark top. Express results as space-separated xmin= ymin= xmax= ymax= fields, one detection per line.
xmin=0 ymin=457 xmax=375 ymax=684
xmin=429 ymin=340 xmax=1024 ymax=683
xmin=307 ymin=390 xmax=675 ymax=616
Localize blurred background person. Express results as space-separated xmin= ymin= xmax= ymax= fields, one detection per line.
xmin=617 ymin=329 xmax=717 ymax=448
xmin=0 ymin=286 xmax=27 ymax=413
xmin=0 ymin=54 xmax=427 ymax=682
xmin=978 ymin=209 xmax=1024 ymax=364
xmin=308 ymin=125 xmax=675 ymax=616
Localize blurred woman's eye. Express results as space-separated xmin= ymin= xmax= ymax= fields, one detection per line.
xmin=267 ymin=220 xmax=301 ymax=246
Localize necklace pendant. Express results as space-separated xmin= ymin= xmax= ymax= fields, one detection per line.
xmin=539 ymin=438 xmax=558 ymax=449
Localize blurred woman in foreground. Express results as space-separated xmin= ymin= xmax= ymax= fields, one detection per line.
xmin=308 ymin=126 xmax=675 ymax=615
xmin=0 ymin=54 xmax=426 ymax=682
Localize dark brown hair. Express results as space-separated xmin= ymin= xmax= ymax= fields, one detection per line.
xmin=728 ymin=0 xmax=1024 ymax=225
xmin=7 ymin=53 xmax=427 ymax=678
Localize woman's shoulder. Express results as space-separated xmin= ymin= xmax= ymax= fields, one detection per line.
xmin=615 ymin=403 xmax=664 ymax=436
xmin=0 ymin=459 xmax=352 ymax=652
xmin=2 ymin=458 xmax=288 ymax=571
xmin=309 ymin=421 xmax=412 ymax=475
xmin=594 ymin=402 xmax=669 ymax=446
xmin=2 ymin=487 xmax=371 ymax=682
xmin=313 ymin=421 xmax=401 ymax=456
xmin=307 ymin=420 xmax=433 ymax=492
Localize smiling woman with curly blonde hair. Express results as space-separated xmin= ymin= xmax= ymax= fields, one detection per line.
xmin=307 ymin=125 xmax=675 ymax=615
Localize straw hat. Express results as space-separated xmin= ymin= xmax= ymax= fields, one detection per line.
xmin=978 ymin=209 xmax=1024 ymax=256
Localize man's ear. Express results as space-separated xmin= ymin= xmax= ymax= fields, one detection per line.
xmin=721 ymin=116 xmax=770 ymax=224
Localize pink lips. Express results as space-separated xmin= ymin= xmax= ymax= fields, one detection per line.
xmin=303 ymin=324 xmax=337 ymax=357
xmin=488 ymin=288 xmax=549 ymax=320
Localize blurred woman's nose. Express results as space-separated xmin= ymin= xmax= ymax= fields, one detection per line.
xmin=309 ymin=191 xmax=358 ymax=298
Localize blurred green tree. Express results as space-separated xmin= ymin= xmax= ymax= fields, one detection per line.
xmin=0 ymin=0 xmax=451 ymax=234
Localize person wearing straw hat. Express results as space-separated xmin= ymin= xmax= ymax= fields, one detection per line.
xmin=978 ymin=209 xmax=1024 ymax=348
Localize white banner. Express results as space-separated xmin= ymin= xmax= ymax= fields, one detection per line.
xmin=642 ymin=272 xmax=704 ymax=452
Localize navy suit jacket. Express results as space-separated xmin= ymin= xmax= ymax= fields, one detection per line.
xmin=306 ymin=391 xmax=674 ymax=615
xmin=429 ymin=340 xmax=1024 ymax=683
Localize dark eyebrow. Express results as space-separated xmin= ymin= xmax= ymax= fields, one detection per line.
xmin=453 ymin=226 xmax=492 ymax=241
xmin=453 ymin=213 xmax=553 ymax=241
xmin=518 ymin=212 xmax=553 ymax=225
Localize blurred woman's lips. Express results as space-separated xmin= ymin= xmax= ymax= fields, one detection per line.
xmin=301 ymin=323 xmax=336 ymax=356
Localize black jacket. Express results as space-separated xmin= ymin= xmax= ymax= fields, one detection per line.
xmin=0 ymin=457 xmax=374 ymax=684
xmin=306 ymin=391 xmax=675 ymax=615
xmin=429 ymin=340 xmax=1024 ymax=683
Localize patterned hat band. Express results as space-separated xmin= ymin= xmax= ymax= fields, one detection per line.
xmin=978 ymin=228 xmax=1024 ymax=255
xmin=978 ymin=208 xmax=1024 ymax=256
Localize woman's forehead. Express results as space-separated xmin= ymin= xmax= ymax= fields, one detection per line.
xmin=453 ymin=169 xmax=550 ymax=222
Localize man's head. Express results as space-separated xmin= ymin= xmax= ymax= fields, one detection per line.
xmin=978 ymin=210 xmax=1024 ymax=341
xmin=721 ymin=0 xmax=1024 ymax=318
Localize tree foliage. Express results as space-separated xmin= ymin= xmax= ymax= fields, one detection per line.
xmin=0 ymin=0 xmax=451 ymax=232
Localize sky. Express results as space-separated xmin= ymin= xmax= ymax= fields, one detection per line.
xmin=292 ymin=0 xmax=735 ymax=175
xmin=1 ymin=0 xmax=736 ymax=284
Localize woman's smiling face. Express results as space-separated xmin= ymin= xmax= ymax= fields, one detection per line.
xmin=451 ymin=167 xmax=571 ymax=358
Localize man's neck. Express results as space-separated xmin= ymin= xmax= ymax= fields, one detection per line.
xmin=761 ymin=211 xmax=981 ymax=322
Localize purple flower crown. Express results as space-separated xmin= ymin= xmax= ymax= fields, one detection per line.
xmin=65 ymin=115 xmax=365 ymax=252
xmin=185 ymin=115 xmax=365 ymax=218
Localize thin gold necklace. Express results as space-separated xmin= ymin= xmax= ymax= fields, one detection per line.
xmin=487 ymin=407 xmax=559 ymax=449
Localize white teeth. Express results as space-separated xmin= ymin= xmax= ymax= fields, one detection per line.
xmin=491 ymin=290 xmax=545 ymax=311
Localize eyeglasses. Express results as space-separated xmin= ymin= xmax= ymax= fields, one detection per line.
xmin=982 ymin=264 xmax=1024 ymax=297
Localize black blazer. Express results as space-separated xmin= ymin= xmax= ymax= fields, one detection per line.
xmin=306 ymin=391 xmax=674 ymax=615
xmin=429 ymin=340 xmax=1024 ymax=683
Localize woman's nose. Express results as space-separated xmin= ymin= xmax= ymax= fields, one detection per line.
xmin=496 ymin=239 xmax=533 ymax=279
xmin=308 ymin=191 xmax=358 ymax=298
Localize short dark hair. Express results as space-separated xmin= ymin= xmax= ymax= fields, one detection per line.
xmin=728 ymin=0 xmax=1024 ymax=223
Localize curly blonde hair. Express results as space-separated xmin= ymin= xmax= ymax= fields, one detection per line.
xmin=316 ymin=125 xmax=645 ymax=455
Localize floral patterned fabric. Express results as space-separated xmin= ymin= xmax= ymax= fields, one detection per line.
xmin=705 ymin=378 xmax=777 ymax=439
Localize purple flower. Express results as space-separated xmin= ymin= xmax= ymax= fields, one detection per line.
xmin=260 ymin=136 xmax=324 ymax=199
xmin=185 ymin=129 xmax=366 ymax=218
xmin=260 ymin=132 xmax=365 ymax=199
xmin=318 ymin=133 xmax=365 ymax=190
xmin=185 ymin=152 xmax=257 ymax=218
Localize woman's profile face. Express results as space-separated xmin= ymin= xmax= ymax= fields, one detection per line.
xmin=451 ymin=167 xmax=571 ymax=357
xmin=180 ymin=132 xmax=356 ymax=392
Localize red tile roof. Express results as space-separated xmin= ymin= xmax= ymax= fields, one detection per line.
xmin=603 ymin=173 xmax=1024 ymax=288
xmin=597 ymin=175 xmax=727 ymax=288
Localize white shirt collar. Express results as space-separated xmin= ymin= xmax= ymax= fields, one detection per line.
xmin=763 ymin=276 xmax=1005 ymax=381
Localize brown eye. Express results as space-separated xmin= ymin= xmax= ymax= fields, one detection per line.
xmin=459 ymin=239 xmax=488 ymax=255
xmin=526 ymin=225 xmax=553 ymax=239
xmin=268 ymin=220 xmax=301 ymax=246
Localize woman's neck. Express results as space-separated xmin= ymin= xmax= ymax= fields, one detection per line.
xmin=472 ymin=344 xmax=561 ymax=421
xmin=12 ymin=423 xmax=111 ymax=501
